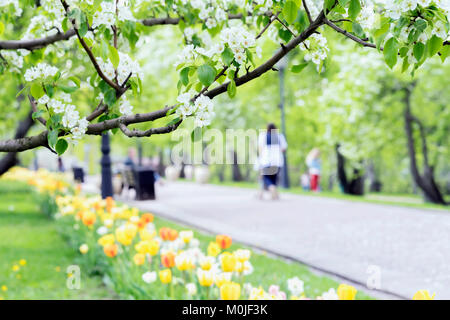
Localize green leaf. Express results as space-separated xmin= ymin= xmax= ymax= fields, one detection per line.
xmin=30 ymin=82 xmax=45 ymax=99
xmin=166 ymin=116 xmax=181 ymax=127
xmin=104 ymin=88 xmax=117 ymax=106
xmin=440 ymin=45 xmax=450 ymax=62
xmin=413 ymin=42 xmax=425 ymax=61
xmin=282 ymin=0 xmax=298 ymax=25
xmin=32 ymin=110 xmax=45 ymax=120
xmin=291 ymin=63 xmax=308 ymax=73
xmin=58 ymin=86 xmax=78 ymax=93
xmin=383 ymin=37 xmax=399 ymax=69
xmin=197 ymin=64 xmax=216 ymax=87
xmin=47 ymin=130 xmax=59 ymax=149
xmin=108 ymin=45 xmax=120 ymax=69
xmin=180 ymin=67 xmax=190 ymax=86
xmin=324 ymin=0 xmax=335 ymax=11
xmin=227 ymin=79 xmax=237 ymax=98
xmin=348 ymin=0 xmax=361 ymax=21
xmin=221 ymin=47 xmax=235 ymax=66
xmin=191 ymin=127 xmax=202 ymax=142
xmin=428 ymin=35 xmax=443 ymax=57
xmin=68 ymin=76 xmax=81 ymax=88
xmin=55 ymin=138 xmax=69 ymax=155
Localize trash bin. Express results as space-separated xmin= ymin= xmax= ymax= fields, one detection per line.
xmin=73 ymin=167 xmax=85 ymax=183
xmin=133 ymin=167 xmax=155 ymax=200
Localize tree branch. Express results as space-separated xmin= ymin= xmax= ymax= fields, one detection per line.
xmin=302 ymin=0 xmax=313 ymax=24
xmin=324 ymin=19 xmax=377 ymax=49
xmin=118 ymin=119 xmax=182 ymax=138
xmin=0 ymin=29 xmax=76 ymax=51
xmin=27 ymin=95 xmax=46 ymax=126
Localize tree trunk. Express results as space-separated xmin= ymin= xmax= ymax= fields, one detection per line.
xmin=403 ymin=84 xmax=446 ymax=205
xmin=367 ymin=160 xmax=382 ymax=192
xmin=231 ymin=150 xmax=243 ymax=182
xmin=0 ymin=109 xmax=35 ymax=175
xmin=336 ymin=144 xmax=365 ymax=195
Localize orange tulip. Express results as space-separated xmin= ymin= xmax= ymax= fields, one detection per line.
xmin=159 ymin=227 xmax=178 ymax=241
xmin=81 ymin=211 xmax=96 ymax=226
xmin=141 ymin=213 xmax=154 ymax=224
xmin=216 ymin=235 xmax=232 ymax=250
xmin=105 ymin=196 xmax=114 ymax=213
xmin=161 ymin=252 xmax=176 ymax=268
xmin=103 ymin=244 xmax=118 ymax=258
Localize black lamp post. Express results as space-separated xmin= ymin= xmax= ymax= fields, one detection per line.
xmin=277 ymin=56 xmax=290 ymax=189
xmin=100 ymin=132 xmax=113 ymax=199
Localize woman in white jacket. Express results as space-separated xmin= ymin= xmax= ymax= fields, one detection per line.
xmin=257 ymin=123 xmax=287 ymax=200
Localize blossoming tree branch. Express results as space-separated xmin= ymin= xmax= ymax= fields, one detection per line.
xmin=0 ymin=0 xmax=449 ymax=154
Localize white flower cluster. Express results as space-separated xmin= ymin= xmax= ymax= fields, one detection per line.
xmin=0 ymin=0 xmax=22 ymax=16
xmin=119 ymin=96 xmax=133 ymax=115
xmin=176 ymin=93 xmax=215 ymax=127
xmin=385 ymin=0 xmax=450 ymax=20
xmin=37 ymin=93 xmax=88 ymax=141
xmin=24 ymin=63 xmax=58 ymax=82
xmin=97 ymin=52 xmax=142 ymax=85
xmin=357 ymin=1 xmax=376 ymax=30
xmin=300 ymin=33 xmax=329 ymax=66
xmin=92 ymin=0 xmax=135 ymax=28
xmin=221 ymin=27 xmax=257 ymax=64
xmin=0 ymin=50 xmax=24 ymax=69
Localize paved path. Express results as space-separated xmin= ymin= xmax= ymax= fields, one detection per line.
xmin=92 ymin=179 xmax=450 ymax=299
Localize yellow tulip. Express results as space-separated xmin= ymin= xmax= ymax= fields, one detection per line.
xmin=220 ymin=282 xmax=241 ymax=300
xmin=19 ymin=259 xmax=27 ymax=266
xmin=199 ymin=256 xmax=215 ymax=271
xmin=234 ymin=249 xmax=251 ymax=262
xmin=1 ymin=285 xmax=7 ymax=292
xmin=207 ymin=242 xmax=221 ymax=257
xmin=175 ymin=252 xmax=195 ymax=271
xmin=12 ymin=265 xmax=19 ymax=272
xmin=135 ymin=240 xmax=159 ymax=256
xmin=133 ymin=253 xmax=146 ymax=266
xmin=337 ymin=284 xmax=357 ymax=300
xmin=197 ymin=269 xmax=214 ymax=287
xmin=139 ymin=229 xmax=156 ymax=241
xmin=413 ymin=290 xmax=436 ymax=300
xmin=98 ymin=234 xmax=115 ymax=246
xmin=79 ymin=244 xmax=89 ymax=254
xmin=159 ymin=269 xmax=172 ymax=284
xmin=220 ymin=252 xmax=237 ymax=272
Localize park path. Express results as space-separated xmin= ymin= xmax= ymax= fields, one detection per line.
xmin=89 ymin=179 xmax=450 ymax=299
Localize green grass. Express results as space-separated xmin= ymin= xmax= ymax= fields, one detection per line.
xmin=0 ymin=181 xmax=115 ymax=300
xmin=203 ymin=180 xmax=450 ymax=212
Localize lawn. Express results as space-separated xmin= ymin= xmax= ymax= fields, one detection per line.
xmin=0 ymin=181 xmax=115 ymax=300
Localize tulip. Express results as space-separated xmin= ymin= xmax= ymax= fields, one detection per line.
xmin=135 ymin=240 xmax=159 ymax=256
xmin=81 ymin=211 xmax=96 ymax=226
xmin=413 ymin=290 xmax=436 ymax=300
xmin=141 ymin=213 xmax=154 ymax=224
xmin=220 ymin=282 xmax=241 ymax=300
xmin=159 ymin=269 xmax=172 ymax=284
xmin=98 ymin=234 xmax=115 ymax=246
xmin=179 ymin=230 xmax=194 ymax=243
xmin=159 ymin=227 xmax=178 ymax=241
xmin=105 ymin=196 xmax=114 ymax=213
xmin=199 ymin=256 xmax=215 ymax=271
xmin=207 ymin=242 xmax=221 ymax=257
xmin=161 ymin=252 xmax=176 ymax=268
xmin=234 ymin=249 xmax=251 ymax=262
xmin=216 ymin=235 xmax=232 ymax=250
xmin=221 ymin=252 xmax=237 ymax=272
xmin=139 ymin=229 xmax=156 ymax=241
xmin=214 ymin=272 xmax=232 ymax=288
xmin=175 ymin=252 xmax=195 ymax=271
xmin=19 ymin=259 xmax=27 ymax=266
xmin=133 ymin=253 xmax=146 ymax=266
xmin=197 ymin=269 xmax=214 ymax=287
xmin=103 ymin=244 xmax=118 ymax=258
xmin=337 ymin=284 xmax=357 ymax=300
xmin=79 ymin=244 xmax=89 ymax=254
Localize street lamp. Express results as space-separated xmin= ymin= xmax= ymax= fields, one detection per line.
xmin=100 ymin=132 xmax=113 ymax=199
xmin=276 ymin=56 xmax=290 ymax=189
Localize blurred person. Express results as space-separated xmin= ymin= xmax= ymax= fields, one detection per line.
xmin=57 ymin=157 xmax=65 ymax=172
xmin=124 ymin=147 xmax=137 ymax=168
xmin=301 ymin=173 xmax=310 ymax=191
xmin=306 ymin=148 xmax=321 ymax=192
xmin=257 ymin=123 xmax=287 ymax=200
